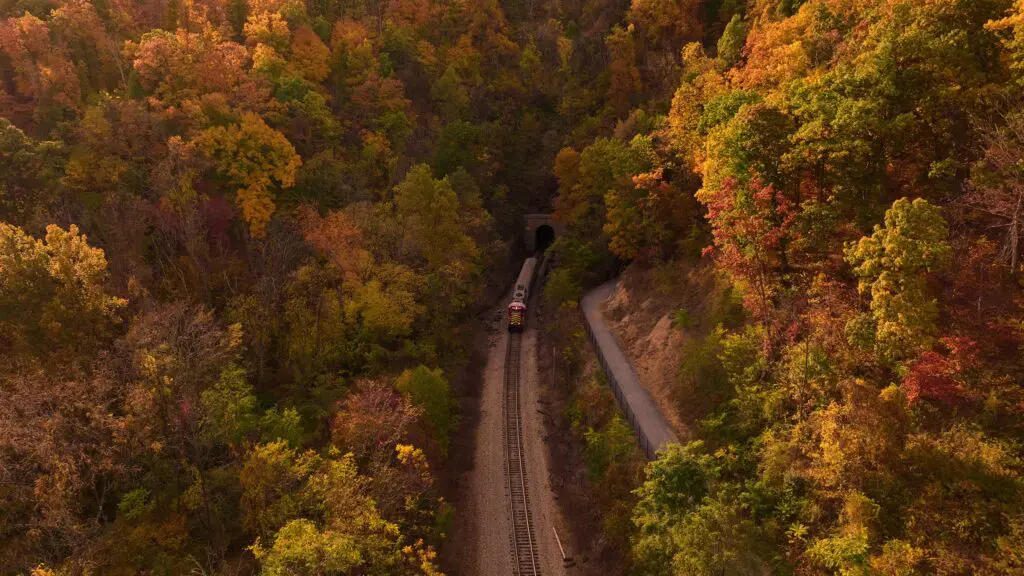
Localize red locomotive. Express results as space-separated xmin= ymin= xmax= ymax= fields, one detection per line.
xmin=507 ymin=257 xmax=538 ymax=332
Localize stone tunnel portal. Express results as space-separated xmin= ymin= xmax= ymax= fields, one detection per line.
xmin=524 ymin=214 xmax=563 ymax=254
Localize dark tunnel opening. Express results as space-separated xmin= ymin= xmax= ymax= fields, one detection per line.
xmin=534 ymin=224 xmax=555 ymax=254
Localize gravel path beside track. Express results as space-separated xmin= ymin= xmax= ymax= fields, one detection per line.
xmin=467 ymin=314 xmax=514 ymax=575
xmin=467 ymin=301 xmax=568 ymax=575
xmin=520 ymin=325 xmax=569 ymax=576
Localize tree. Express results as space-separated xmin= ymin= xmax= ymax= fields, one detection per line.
xmin=290 ymin=27 xmax=331 ymax=82
xmin=245 ymin=11 xmax=291 ymax=51
xmin=199 ymin=363 xmax=258 ymax=448
xmin=0 ymin=366 xmax=129 ymax=572
xmin=717 ymin=14 xmax=747 ymax=66
xmin=241 ymin=440 xmax=322 ymax=537
xmin=987 ymin=0 xmax=1024 ymax=84
xmin=394 ymin=164 xmax=477 ymax=270
xmin=344 ymin=266 xmax=423 ymax=343
xmin=331 ymin=380 xmax=420 ymax=461
xmin=252 ymin=518 xmax=362 ymax=575
xmin=967 ymin=107 xmax=1024 ymax=273
xmin=699 ymin=175 xmax=795 ymax=343
xmin=605 ymin=25 xmax=641 ymax=116
xmin=0 ymin=223 xmax=125 ymax=362
xmin=396 ymin=366 xmax=456 ymax=454
xmin=555 ymin=137 xmax=650 ymax=242
xmin=844 ymin=198 xmax=951 ymax=363
xmin=901 ymin=337 xmax=978 ymax=406
xmin=129 ymin=27 xmax=252 ymax=111
xmin=0 ymin=12 xmax=82 ymax=131
xmin=194 ymin=112 xmax=302 ymax=237
xmin=604 ymin=162 xmax=697 ymax=262
xmin=665 ymin=43 xmax=726 ymax=171
xmin=298 ymin=205 xmax=374 ymax=281
xmin=431 ymin=65 xmax=469 ymax=122
xmin=666 ymin=496 xmax=762 ymax=576
xmin=631 ymin=442 xmax=718 ymax=574
xmin=0 ymin=118 xmax=64 ymax=225
xmin=627 ymin=0 xmax=702 ymax=51
xmin=251 ymin=450 xmax=441 ymax=575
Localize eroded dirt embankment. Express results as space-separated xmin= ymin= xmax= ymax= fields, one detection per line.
xmin=598 ymin=261 xmax=726 ymax=439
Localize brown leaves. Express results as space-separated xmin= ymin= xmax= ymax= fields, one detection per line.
xmin=0 ymin=13 xmax=83 ymax=127
xmin=129 ymin=27 xmax=253 ymax=114
xmin=0 ymin=365 xmax=130 ymax=569
xmin=290 ymin=27 xmax=330 ymax=82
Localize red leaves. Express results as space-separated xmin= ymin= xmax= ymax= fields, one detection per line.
xmin=902 ymin=337 xmax=979 ymax=406
xmin=702 ymin=174 xmax=797 ymax=336
xmin=706 ymin=175 xmax=794 ymax=270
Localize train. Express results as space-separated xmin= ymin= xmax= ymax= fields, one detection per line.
xmin=507 ymin=257 xmax=538 ymax=332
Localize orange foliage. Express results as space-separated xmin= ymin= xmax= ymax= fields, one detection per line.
xmin=130 ymin=27 xmax=251 ymax=109
xmin=297 ymin=205 xmax=374 ymax=280
xmin=290 ymin=27 xmax=331 ymax=82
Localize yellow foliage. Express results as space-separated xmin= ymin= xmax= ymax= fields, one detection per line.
xmin=666 ymin=43 xmax=726 ymax=172
xmin=344 ymin=270 xmax=422 ymax=340
xmin=330 ymin=19 xmax=371 ymax=53
xmin=193 ymin=112 xmax=301 ymax=237
xmin=252 ymin=43 xmax=287 ymax=76
xmin=395 ymin=443 xmax=433 ymax=487
xmin=244 ymin=11 xmax=290 ymax=50
xmin=806 ymin=380 xmax=906 ymax=494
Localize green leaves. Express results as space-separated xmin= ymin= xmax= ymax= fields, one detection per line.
xmin=717 ymin=14 xmax=748 ymax=67
xmin=395 ymin=366 xmax=456 ymax=454
xmin=634 ymin=441 xmax=715 ymax=520
xmin=394 ymin=164 xmax=478 ymax=270
xmin=583 ymin=415 xmax=637 ymax=478
xmin=631 ymin=443 xmax=766 ymax=575
xmin=201 ymin=364 xmax=305 ymax=448
xmin=844 ymin=197 xmax=951 ymax=362
xmin=201 ymin=363 xmax=259 ymax=447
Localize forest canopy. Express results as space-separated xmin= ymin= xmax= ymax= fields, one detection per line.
xmin=544 ymin=0 xmax=1024 ymax=574
xmin=4 ymin=0 xmax=1024 ymax=573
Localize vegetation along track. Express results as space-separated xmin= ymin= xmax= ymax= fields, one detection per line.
xmin=504 ymin=332 xmax=541 ymax=576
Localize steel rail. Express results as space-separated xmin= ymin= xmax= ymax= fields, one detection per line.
xmin=503 ymin=333 xmax=540 ymax=575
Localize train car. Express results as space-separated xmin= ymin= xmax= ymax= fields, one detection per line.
xmin=507 ymin=257 xmax=538 ymax=332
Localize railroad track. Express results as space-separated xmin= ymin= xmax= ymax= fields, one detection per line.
xmin=504 ymin=333 xmax=541 ymax=576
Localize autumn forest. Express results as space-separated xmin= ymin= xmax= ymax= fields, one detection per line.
xmin=3 ymin=0 xmax=1024 ymax=573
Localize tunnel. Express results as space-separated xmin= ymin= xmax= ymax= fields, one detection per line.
xmin=524 ymin=214 xmax=563 ymax=253
xmin=534 ymin=224 xmax=554 ymax=254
